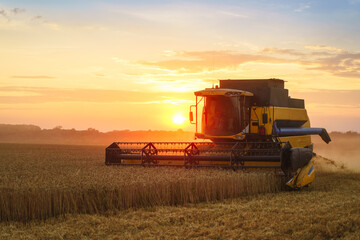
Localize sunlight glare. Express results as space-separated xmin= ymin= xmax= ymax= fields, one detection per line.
xmin=172 ymin=113 xmax=186 ymax=125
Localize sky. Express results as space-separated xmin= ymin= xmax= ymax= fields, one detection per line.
xmin=0 ymin=0 xmax=359 ymax=132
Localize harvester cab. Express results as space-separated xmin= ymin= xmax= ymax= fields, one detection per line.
xmin=106 ymin=79 xmax=331 ymax=189
xmin=191 ymin=87 xmax=253 ymax=141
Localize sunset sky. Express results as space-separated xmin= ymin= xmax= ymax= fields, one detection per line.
xmin=1 ymin=0 xmax=359 ymax=132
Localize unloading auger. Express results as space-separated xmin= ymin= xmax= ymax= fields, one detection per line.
xmin=106 ymin=79 xmax=331 ymax=189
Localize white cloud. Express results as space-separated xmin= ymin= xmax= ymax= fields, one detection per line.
xmin=219 ymin=11 xmax=248 ymax=18
xmin=294 ymin=4 xmax=310 ymax=12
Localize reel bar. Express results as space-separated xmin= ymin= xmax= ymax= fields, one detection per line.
xmin=113 ymin=153 xmax=280 ymax=162
xmin=106 ymin=162 xmax=282 ymax=169
xmin=109 ymin=149 xmax=279 ymax=153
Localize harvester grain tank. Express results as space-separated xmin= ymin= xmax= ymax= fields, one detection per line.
xmin=106 ymin=79 xmax=331 ymax=189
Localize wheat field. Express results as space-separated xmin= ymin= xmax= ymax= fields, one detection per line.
xmin=0 ymin=143 xmax=359 ymax=239
xmin=0 ymin=143 xmax=283 ymax=222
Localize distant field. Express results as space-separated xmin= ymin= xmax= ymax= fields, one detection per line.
xmin=0 ymin=143 xmax=359 ymax=239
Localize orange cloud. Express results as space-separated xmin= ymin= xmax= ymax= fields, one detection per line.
xmin=261 ymin=48 xmax=305 ymax=56
xmin=138 ymin=50 xmax=285 ymax=72
xmin=137 ymin=49 xmax=360 ymax=78
xmin=308 ymin=52 xmax=360 ymax=78
xmin=305 ymin=45 xmax=344 ymax=53
xmin=0 ymin=87 xmax=193 ymax=104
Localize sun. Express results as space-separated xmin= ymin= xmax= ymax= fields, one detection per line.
xmin=172 ymin=113 xmax=186 ymax=125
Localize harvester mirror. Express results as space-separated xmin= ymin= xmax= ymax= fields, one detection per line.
xmin=262 ymin=113 xmax=268 ymax=124
xmin=189 ymin=111 xmax=194 ymax=122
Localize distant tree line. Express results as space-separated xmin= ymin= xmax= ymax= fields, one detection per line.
xmin=0 ymin=124 xmax=358 ymax=146
xmin=0 ymin=124 xmax=195 ymax=145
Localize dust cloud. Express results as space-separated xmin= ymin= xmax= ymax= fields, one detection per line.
xmin=313 ymin=133 xmax=360 ymax=172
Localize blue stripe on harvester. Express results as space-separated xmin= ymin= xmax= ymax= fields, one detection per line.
xmin=308 ymin=166 xmax=314 ymax=175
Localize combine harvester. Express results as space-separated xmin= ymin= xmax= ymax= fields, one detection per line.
xmin=106 ymin=79 xmax=331 ymax=189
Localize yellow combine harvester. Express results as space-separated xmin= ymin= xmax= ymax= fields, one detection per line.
xmin=106 ymin=79 xmax=331 ymax=189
